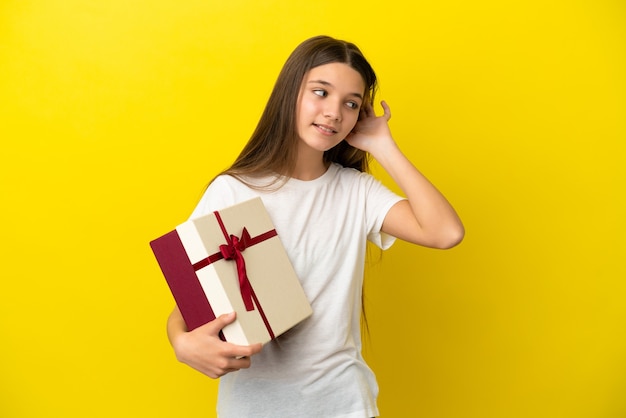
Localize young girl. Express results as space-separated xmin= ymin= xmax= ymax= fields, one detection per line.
xmin=167 ymin=35 xmax=464 ymax=417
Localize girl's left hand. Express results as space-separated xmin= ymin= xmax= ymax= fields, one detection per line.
xmin=345 ymin=100 xmax=394 ymax=154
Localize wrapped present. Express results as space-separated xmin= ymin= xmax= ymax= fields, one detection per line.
xmin=150 ymin=197 xmax=312 ymax=345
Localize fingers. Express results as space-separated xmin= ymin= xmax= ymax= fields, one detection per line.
xmin=195 ymin=342 xmax=262 ymax=379
xmin=362 ymin=102 xmax=375 ymax=118
xmin=361 ymin=100 xmax=391 ymax=121
xmin=230 ymin=342 xmax=263 ymax=358
xmin=380 ymin=100 xmax=391 ymax=120
xmin=200 ymin=313 xmax=263 ymax=358
xmin=201 ymin=312 xmax=262 ymax=355
xmin=208 ymin=342 xmax=263 ymax=378
xmin=202 ymin=311 xmax=237 ymax=336
xmin=176 ymin=312 xmax=264 ymax=379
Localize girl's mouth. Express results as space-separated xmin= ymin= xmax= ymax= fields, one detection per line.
xmin=313 ymin=123 xmax=338 ymax=134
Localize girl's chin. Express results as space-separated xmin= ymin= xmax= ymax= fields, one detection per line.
xmin=299 ymin=138 xmax=343 ymax=153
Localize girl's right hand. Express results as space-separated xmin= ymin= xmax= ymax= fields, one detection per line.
xmin=168 ymin=310 xmax=263 ymax=379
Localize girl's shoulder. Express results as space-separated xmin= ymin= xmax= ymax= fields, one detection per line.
xmin=190 ymin=174 xmax=260 ymax=219
xmin=329 ymin=163 xmax=380 ymax=186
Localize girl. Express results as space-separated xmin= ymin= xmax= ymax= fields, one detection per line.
xmin=167 ymin=35 xmax=464 ymax=417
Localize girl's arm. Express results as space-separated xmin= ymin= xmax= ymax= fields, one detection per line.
xmin=167 ymin=306 xmax=262 ymax=378
xmin=347 ymin=101 xmax=464 ymax=249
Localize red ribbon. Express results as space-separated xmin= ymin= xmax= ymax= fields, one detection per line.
xmin=191 ymin=211 xmax=278 ymax=321
xmin=219 ymin=228 xmax=255 ymax=311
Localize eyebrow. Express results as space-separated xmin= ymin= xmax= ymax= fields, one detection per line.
xmin=308 ymin=80 xmax=364 ymax=100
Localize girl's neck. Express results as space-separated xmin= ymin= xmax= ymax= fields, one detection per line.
xmin=291 ymin=149 xmax=328 ymax=181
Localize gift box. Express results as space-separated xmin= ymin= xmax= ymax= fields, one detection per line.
xmin=150 ymin=197 xmax=312 ymax=345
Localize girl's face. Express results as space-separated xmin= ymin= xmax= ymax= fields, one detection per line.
xmin=296 ymin=62 xmax=365 ymax=154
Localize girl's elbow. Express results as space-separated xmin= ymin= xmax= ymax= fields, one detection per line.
xmin=432 ymin=223 xmax=465 ymax=249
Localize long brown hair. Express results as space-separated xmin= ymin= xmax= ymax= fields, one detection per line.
xmin=216 ymin=35 xmax=378 ymax=187
xmin=211 ymin=36 xmax=380 ymax=334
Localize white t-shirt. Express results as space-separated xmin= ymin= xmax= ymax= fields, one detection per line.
xmin=190 ymin=163 xmax=404 ymax=418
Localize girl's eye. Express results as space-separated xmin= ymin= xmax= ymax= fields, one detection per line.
xmin=313 ymin=89 xmax=327 ymax=97
xmin=346 ymin=101 xmax=359 ymax=110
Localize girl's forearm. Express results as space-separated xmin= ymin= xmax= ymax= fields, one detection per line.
xmin=167 ymin=306 xmax=187 ymax=347
xmin=374 ymin=141 xmax=464 ymax=248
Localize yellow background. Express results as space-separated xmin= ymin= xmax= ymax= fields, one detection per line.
xmin=1 ymin=0 xmax=624 ymax=417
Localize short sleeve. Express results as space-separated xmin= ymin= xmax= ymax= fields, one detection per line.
xmin=188 ymin=176 xmax=256 ymax=220
xmin=361 ymin=172 xmax=405 ymax=250
xmin=367 ymin=198 xmax=405 ymax=249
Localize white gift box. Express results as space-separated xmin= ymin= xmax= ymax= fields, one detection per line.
xmin=150 ymin=197 xmax=312 ymax=345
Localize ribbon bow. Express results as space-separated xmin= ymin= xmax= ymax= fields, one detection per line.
xmin=219 ymin=228 xmax=255 ymax=311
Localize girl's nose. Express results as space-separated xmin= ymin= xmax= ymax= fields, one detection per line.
xmin=323 ymin=102 xmax=341 ymax=121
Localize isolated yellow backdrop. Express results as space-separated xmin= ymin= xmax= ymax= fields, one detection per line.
xmin=1 ymin=0 xmax=625 ymax=417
